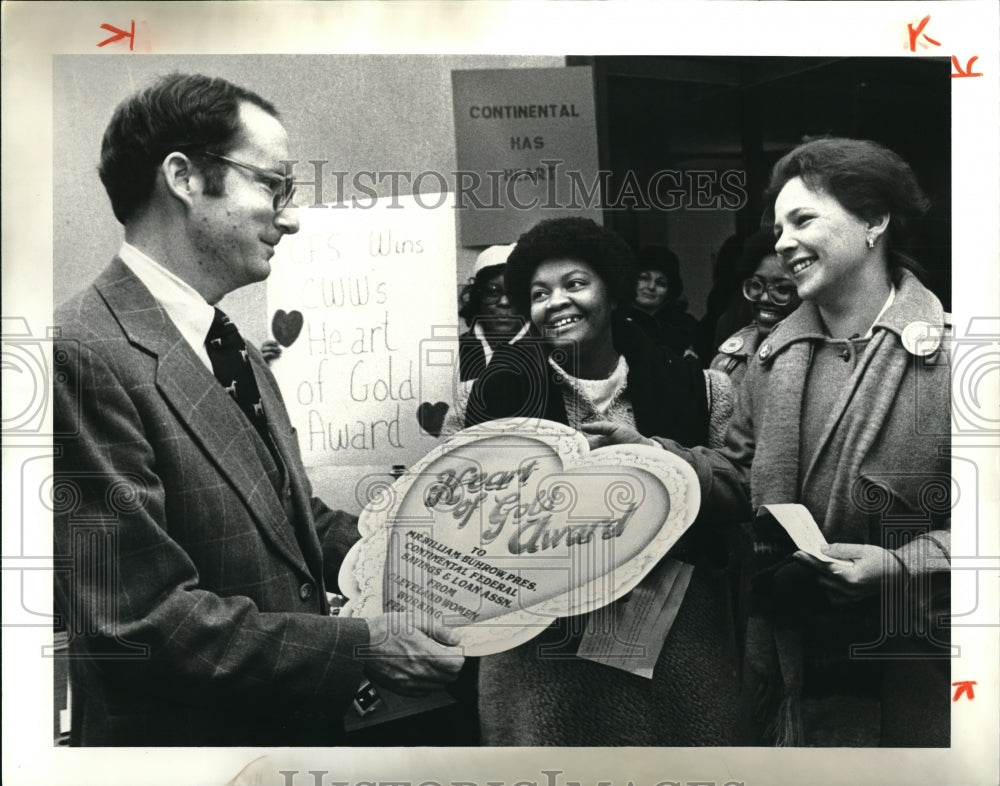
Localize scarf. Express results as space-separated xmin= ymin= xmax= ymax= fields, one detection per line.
xmin=743 ymin=313 xmax=912 ymax=746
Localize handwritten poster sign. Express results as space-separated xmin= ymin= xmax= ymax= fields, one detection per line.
xmin=266 ymin=194 xmax=459 ymax=468
xmin=338 ymin=420 xmax=701 ymax=655
xmin=452 ymin=67 xmax=602 ymax=245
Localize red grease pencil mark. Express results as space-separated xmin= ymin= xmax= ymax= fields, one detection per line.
xmin=97 ymin=21 xmax=135 ymax=51
xmin=907 ymin=15 xmax=941 ymax=52
xmin=951 ymin=56 xmax=983 ymax=78
xmin=905 ymin=16 xmax=983 ymax=79
xmin=952 ymin=681 xmax=977 ymax=701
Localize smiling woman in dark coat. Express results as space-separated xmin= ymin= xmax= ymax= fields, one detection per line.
xmin=466 ymin=216 xmax=738 ymax=746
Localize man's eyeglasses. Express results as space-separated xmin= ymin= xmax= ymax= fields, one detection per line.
xmin=742 ymin=277 xmax=797 ymax=306
xmin=481 ymin=284 xmax=509 ymax=304
xmin=196 ymin=152 xmax=296 ymax=212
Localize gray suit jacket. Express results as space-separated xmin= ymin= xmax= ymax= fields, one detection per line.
xmin=53 ymin=259 xmax=368 ymax=745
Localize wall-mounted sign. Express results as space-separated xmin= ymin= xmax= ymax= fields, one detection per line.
xmin=452 ymin=67 xmax=602 ymax=246
xmin=266 ymin=194 xmax=459 ymax=469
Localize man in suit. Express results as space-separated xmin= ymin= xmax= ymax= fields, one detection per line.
xmin=53 ymin=72 xmax=463 ymax=746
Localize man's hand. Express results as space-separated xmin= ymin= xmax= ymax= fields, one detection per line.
xmin=579 ymin=421 xmax=657 ymax=451
xmin=362 ymin=614 xmax=464 ymax=696
xmin=793 ymin=543 xmax=904 ymax=603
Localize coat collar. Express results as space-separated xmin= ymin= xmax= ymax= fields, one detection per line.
xmin=93 ymin=259 xmax=311 ymax=575
xmin=756 ymin=270 xmax=946 ymax=365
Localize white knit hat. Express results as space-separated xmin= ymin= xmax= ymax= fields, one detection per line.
xmin=474 ymin=243 xmax=516 ymax=273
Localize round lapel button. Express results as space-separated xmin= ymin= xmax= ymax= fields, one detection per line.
xmin=901 ymin=321 xmax=940 ymax=356
xmin=720 ymin=336 xmax=745 ymax=354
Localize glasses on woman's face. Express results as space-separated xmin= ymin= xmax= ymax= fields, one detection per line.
xmin=742 ymin=277 xmax=797 ymax=306
xmin=481 ymin=283 xmax=509 ymax=305
xmin=197 ymin=152 xmax=297 ymax=212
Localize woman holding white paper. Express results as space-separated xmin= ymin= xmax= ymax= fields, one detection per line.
xmin=466 ymin=216 xmax=739 ymax=746
xmin=586 ymin=137 xmax=952 ymax=747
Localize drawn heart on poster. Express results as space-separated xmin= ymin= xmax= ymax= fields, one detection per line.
xmin=271 ymin=309 xmax=304 ymax=348
xmin=416 ymin=401 xmax=450 ymax=436
xmin=337 ymin=419 xmax=700 ymax=655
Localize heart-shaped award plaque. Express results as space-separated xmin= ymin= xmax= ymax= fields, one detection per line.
xmin=338 ymin=419 xmax=700 ymax=655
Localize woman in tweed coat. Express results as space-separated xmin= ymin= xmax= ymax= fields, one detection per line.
xmin=589 ymin=138 xmax=952 ymax=747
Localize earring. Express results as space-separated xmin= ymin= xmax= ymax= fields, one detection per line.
xmin=866 ymin=235 xmax=875 ymax=249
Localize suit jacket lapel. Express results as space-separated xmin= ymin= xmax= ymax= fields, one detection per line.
xmin=250 ymin=349 xmax=328 ymax=585
xmin=94 ymin=259 xmax=310 ymax=575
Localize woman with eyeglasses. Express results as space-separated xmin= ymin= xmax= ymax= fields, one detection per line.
xmin=709 ymin=230 xmax=802 ymax=387
xmin=586 ymin=138 xmax=952 ymax=747
xmin=457 ymin=244 xmax=525 ymax=382
xmin=466 ymin=217 xmax=740 ymax=746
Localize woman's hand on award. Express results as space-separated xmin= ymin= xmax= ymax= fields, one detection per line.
xmin=580 ymin=421 xmax=658 ymax=451
xmin=793 ymin=543 xmax=904 ymax=603
xmin=362 ymin=613 xmax=465 ymax=696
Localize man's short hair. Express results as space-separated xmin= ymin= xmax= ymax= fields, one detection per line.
xmin=98 ymin=72 xmax=278 ymax=225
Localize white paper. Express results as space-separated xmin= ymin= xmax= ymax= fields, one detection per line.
xmin=577 ymin=557 xmax=695 ymax=678
xmin=758 ymin=503 xmax=853 ymax=565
